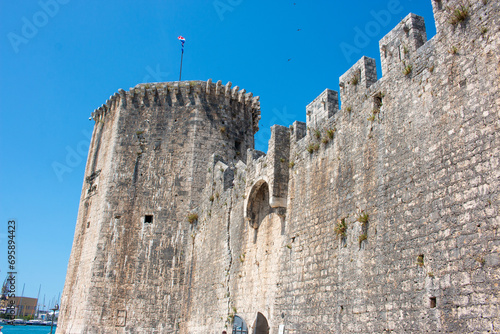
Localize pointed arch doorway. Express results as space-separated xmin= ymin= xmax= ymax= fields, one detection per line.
xmin=246 ymin=180 xmax=271 ymax=229
xmin=252 ymin=312 xmax=269 ymax=334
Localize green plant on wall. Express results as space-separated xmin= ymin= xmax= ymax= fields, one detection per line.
xmin=403 ymin=64 xmax=413 ymax=76
xmin=334 ymin=218 xmax=348 ymax=238
xmin=448 ymin=3 xmax=470 ymax=25
xmin=350 ymin=72 xmax=360 ymax=85
xmin=307 ymin=143 xmax=320 ymax=154
xmin=358 ymin=212 xmax=369 ymax=246
xmin=326 ymin=128 xmax=335 ymax=139
xmin=187 ymin=213 xmax=198 ymax=224
xmin=358 ymin=212 xmax=369 ymax=224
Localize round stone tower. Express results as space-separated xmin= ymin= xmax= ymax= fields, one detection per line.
xmin=57 ymin=80 xmax=260 ymax=333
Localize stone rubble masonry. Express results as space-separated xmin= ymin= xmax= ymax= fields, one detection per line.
xmin=58 ymin=0 xmax=500 ymax=333
xmin=57 ymin=80 xmax=260 ymax=333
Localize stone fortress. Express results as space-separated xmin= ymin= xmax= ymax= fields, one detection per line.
xmin=58 ymin=0 xmax=499 ymax=333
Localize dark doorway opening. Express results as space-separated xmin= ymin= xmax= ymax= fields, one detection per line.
xmin=252 ymin=312 xmax=269 ymax=334
xmin=430 ymin=297 xmax=436 ymax=308
xmin=246 ymin=181 xmax=271 ymax=229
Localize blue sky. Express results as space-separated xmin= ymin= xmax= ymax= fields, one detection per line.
xmin=0 ymin=0 xmax=435 ymax=309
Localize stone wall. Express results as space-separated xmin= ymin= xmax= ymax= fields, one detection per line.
xmin=59 ymin=0 xmax=500 ymax=333
xmin=58 ymin=81 xmax=260 ymax=333
xmin=187 ymin=1 xmax=499 ymax=333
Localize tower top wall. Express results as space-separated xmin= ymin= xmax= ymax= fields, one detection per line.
xmin=91 ymin=79 xmax=262 ymax=135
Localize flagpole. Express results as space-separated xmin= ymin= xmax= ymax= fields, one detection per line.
xmin=179 ymin=47 xmax=184 ymax=81
xmin=177 ymin=36 xmax=186 ymax=81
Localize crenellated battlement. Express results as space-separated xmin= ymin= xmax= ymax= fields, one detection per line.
xmin=305 ymin=13 xmax=427 ymax=132
xmin=339 ymin=56 xmax=377 ymax=107
xmin=306 ymin=89 xmax=339 ymax=129
xmin=243 ymin=125 xmax=291 ymax=220
xmin=90 ymin=80 xmax=261 ymax=133
xmin=379 ymin=13 xmax=427 ymax=77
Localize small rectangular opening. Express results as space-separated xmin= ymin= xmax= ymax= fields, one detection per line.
xmin=430 ymin=297 xmax=436 ymax=308
xmin=373 ymin=93 xmax=383 ymax=111
xmin=235 ymin=140 xmax=241 ymax=153
xmin=144 ymin=215 xmax=153 ymax=224
xmin=87 ymin=222 xmax=90 ymax=228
